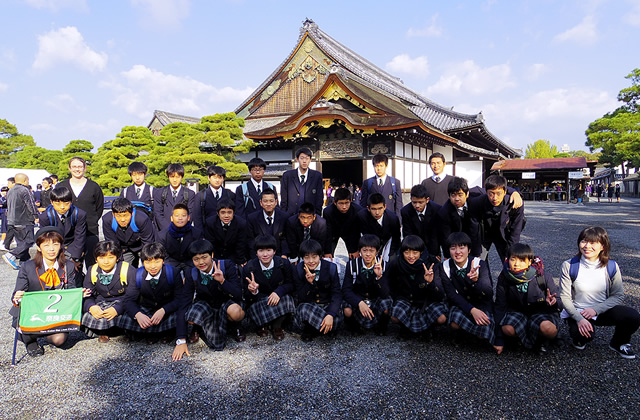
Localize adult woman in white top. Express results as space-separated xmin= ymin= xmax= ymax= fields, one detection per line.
xmin=560 ymin=226 xmax=640 ymax=359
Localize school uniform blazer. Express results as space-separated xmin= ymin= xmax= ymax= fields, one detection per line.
xmin=120 ymin=184 xmax=154 ymax=208
xmin=468 ymin=193 xmax=525 ymax=248
xmin=438 ymin=258 xmax=493 ymax=314
xmin=234 ymin=181 xmax=279 ymax=220
xmin=180 ymin=259 xmax=243 ymax=309
xmin=385 ymin=257 xmax=444 ymax=306
xmin=400 ymin=201 xmax=442 ymax=257
xmin=203 ymin=215 xmax=249 ymax=265
xmin=294 ymin=259 xmax=342 ymax=317
xmin=241 ymin=256 xmax=294 ymax=303
xmin=194 ymin=187 xmax=236 ymax=229
xmin=40 ymin=188 xmax=52 ymax=209
xmin=57 ymin=179 xmax=104 ymax=237
xmin=357 ymin=208 xmax=401 ymax=257
xmin=9 ymin=260 xmax=79 ymax=318
xmin=342 ymin=258 xmax=389 ymax=308
xmin=102 ymin=210 xmax=155 ymax=254
xmin=284 ymin=214 xmax=332 ymax=258
xmin=322 ymin=202 xmax=362 ymax=254
xmin=360 ymin=176 xmax=403 ymax=217
xmin=157 ymin=225 xmax=204 ymax=266
xmin=83 ymin=262 xmax=137 ymax=314
xmin=436 ymin=201 xmax=481 ymax=257
xmin=495 ymin=270 xmax=562 ymax=324
xmin=246 ymin=208 xmax=290 ymax=256
xmin=152 ymin=185 xmax=197 ymax=232
xmin=279 ymin=168 xmax=323 ymax=214
xmin=38 ymin=205 xmax=87 ymax=260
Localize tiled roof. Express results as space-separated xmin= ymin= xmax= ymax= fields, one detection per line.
xmin=148 ymin=110 xmax=201 ymax=127
xmin=491 ymin=157 xmax=588 ymax=171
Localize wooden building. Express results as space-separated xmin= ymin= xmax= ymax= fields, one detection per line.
xmin=234 ymin=19 xmax=519 ymax=190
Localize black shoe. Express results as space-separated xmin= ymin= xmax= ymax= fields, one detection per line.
xmin=26 ymin=342 xmax=44 ymax=357
xmin=301 ymin=324 xmax=315 ymax=342
xmin=345 ymin=316 xmax=362 ymax=335
xmin=374 ymin=315 xmax=390 ymax=336
xmin=233 ymin=328 xmax=246 ymax=343
xmin=572 ymin=339 xmax=586 ymax=350
xmin=609 ymin=343 xmax=636 ymax=359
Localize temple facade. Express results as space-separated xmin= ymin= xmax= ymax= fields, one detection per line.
xmin=234 ymin=19 xmax=519 ymax=190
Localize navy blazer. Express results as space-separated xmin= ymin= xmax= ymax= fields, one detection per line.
xmin=83 ymin=262 xmax=137 ymax=314
xmin=322 ymin=202 xmax=362 ymax=254
xmin=179 ymin=259 xmax=243 ymax=309
xmin=436 ymin=201 xmax=481 ymax=258
xmin=400 ymin=201 xmax=442 ymax=257
xmin=246 ymin=208 xmax=290 ymax=256
xmin=294 ymin=259 xmax=342 ymax=317
xmin=279 ymin=168 xmax=323 ymax=214
xmin=120 ymin=184 xmax=154 ymax=210
xmin=102 ymin=209 xmax=155 ymax=254
xmin=241 ymin=256 xmax=295 ymax=303
xmin=495 ymin=270 xmax=561 ymax=324
xmin=468 ymin=193 xmax=525 ymax=249
xmin=385 ymin=256 xmax=444 ymax=306
xmin=234 ymin=181 xmax=278 ymax=220
xmin=152 ymin=186 xmax=197 ymax=232
xmin=438 ymin=258 xmax=493 ymax=314
xmin=203 ymin=214 xmax=249 ymax=265
xmin=284 ymin=214 xmax=332 ymax=258
xmin=157 ymin=224 xmax=204 ymax=266
xmin=357 ymin=208 xmax=401 ymax=258
xmin=38 ymin=205 xmax=87 ymax=260
xmin=193 ymin=187 xmax=236 ymax=230
xmin=342 ymin=257 xmax=389 ymax=308
xmin=360 ymin=176 xmax=403 ymax=217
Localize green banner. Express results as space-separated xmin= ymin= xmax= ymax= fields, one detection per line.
xmin=19 ymin=288 xmax=83 ymax=334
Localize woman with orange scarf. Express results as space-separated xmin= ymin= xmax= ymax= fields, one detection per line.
xmin=9 ymin=226 xmax=82 ymax=357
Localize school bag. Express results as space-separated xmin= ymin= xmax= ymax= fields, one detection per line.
xmin=241 ymin=181 xmax=273 ymax=208
xmin=568 ymin=255 xmax=618 ymax=282
xmin=161 ymin=186 xmax=189 ymax=206
xmin=135 ymin=265 xmax=175 ymax=289
xmin=90 ymin=262 xmax=130 ymax=285
xmin=46 ymin=205 xmax=78 ymax=227
xmin=126 ymin=185 xmax=154 ymax=219
xmin=110 ymin=208 xmax=140 ymax=233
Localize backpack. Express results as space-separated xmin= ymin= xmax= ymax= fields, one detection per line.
xmin=161 ymin=186 xmax=189 ymax=206
xmin=136 ymin=265 xmax=175 ymax=289
xmin=127 ymin=185 xmax=154 ymax=218
xmin=91 ymin=262 xmax=130 ymax=285
xmin=191 ymin=260 xmax=226 ymax=284
xmin=568 ymin=255 xmax=618 ymax=282
xmin=46 ymin=205 xmax=78 ymax=228
xmin=241 ymin=181 xmax=273 ymax=208
xmin=367 ymin=176 xmax=397 ymax=198
xmin=110 ymin=208 xmax=140 ymax=233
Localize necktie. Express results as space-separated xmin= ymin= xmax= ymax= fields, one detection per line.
xmin=263 ymin=268 xmax=274 ymax=279
xmin=267 ymin=216 xmax=273 ymax=226
xmin=223 ymin=224 xmax=229 ymax=234
xmin=215 ymin=191 xmax=220 ymax=200
xmin=136 ymin=187 xmax=142 ymax=199
xmin=257 ymin=184 xmax=261 ymax=194
xmin=435 ymin=176 xmax=441 ymax=183
xmin=172 ymin=189 xmax=178 ymax=199
xmin=457 ymin=207 xmax=465 ymax=218
xmin=149 ymin=277 xmax=160 ymax=288
xmin=456 ymin=268 xmax=467 ymax=278
xmin=304 ymin=226 xmax=311 ymax=241
xmin=300 ymin=175 xmax=305 ymax=185
xmin=313 ymin=269 xmax=320 ymax=282
xmin=379 ymin=178 xmax=383 ymax=187
xmin=60 ymin=215 xmax=66 ymax=225
xmin=200 ymin=273 xmax=213 ymax=286
xmin=418 ymin=213 xmax=424 ymax=223
xmin=98 ymin=273 xmax=113 ymax=285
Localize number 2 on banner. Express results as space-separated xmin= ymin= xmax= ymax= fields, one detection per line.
xmin=44 ymin=294 xmax=62 ymax=313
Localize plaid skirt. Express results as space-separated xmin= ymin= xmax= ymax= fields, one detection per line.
xmin=391 ymin=300 xmax=448 ymax=333
xmin=247 ymin=295 xmax=295 ymax=327
xmin=448 ymin=306 xmax=496 ymax=344
xmin=344 ymin=297 xmax=393 ymax=329
xmin=500 ymin=311 xmax=560 ymax=349
xmin=185 ymin=300 xmax=235 ymax=351
xmin=294 ymin=302 xmax=344 ymax=332
xmin=81 ymin=300 xmax=122 ymax=332
xmin=117 ymin=306 xmax=177 ymax=334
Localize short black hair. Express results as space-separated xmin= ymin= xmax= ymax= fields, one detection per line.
xmin=400 ymin=235 xmax=425 ymax=253
xmin=173 ymin=203 xmax=190 ymax=214
xmin=248 ymin=157 xmax=267 ymax=170
xmin=207 ymin=165 xmax=226 ymax=178
xmin=299 ymin=202 xmax=315 ymax=215
xmin=367 ymin=193 xmax=385 ymax=207
xmin=94 ymin=240 xmax=122 ymax=259
xmin=111 ymin=197 xmax=133 ymax=214
xmin=50 ymin=174 xmax=58 ymax=181
xmin=296 ymin=147 xmax=313 ymax=159
xmin=0 ymin=187 xmax=8 ymax=192
xmin=50 ymin=186 xmax=73 ymax=202
xmin=448 ymin=177 xmax=469 ymax=195
xmin=299 ymin=239 xmax=323 ymax=258
xmin=166 ymin=163 xmax=185 ymax=177
xmin=485 ymin=175 xmax=507 ymax=192
xmin=428 ymin=152 xmax=446 ymax=164
xmin=42 ymin=177 xmax=53 ymax=184
xmin=447 ymin=232 xmax=472 ymax=249
xmin=333 ymin=188 xmax=351 ymax=202
xmin=217 ymin=198 xmax=235 ymax=212
xmin=7 ymin=177 xmax=15 ymax=183
xmin=260 ymin=188 xmax=277 ymax=201
xmin=506 ymin=243 xmax=534 ymax=261
xmin=410 ymin=184 xmax=428 ymax=199
xmin=140 ymin=243 xmax=167 ymax=261
xmin=372 ymin=153 xmax=388 ymax=166
xmin=128 ymin=161 xmax=148 ymax=175
xmin=358 ymin=234 xmax=381 ymax=250
xmin=254 ymin=234 xmax=277 ymax=251
xmin=189 ymin=239 xmax=214 ymax=257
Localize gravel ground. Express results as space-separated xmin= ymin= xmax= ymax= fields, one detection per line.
xmin=1 ymin=200 xmax=640 ymax=419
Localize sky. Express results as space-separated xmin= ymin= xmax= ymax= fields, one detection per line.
xmin=1 ymin=0 xmax=639 ymax=155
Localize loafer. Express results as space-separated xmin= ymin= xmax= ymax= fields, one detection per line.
xmin=257 ymin=327 xmax=269 ymax=338
xmin=272 ymin=328 xmax=285 ymax=341
xmin=98 ymin=335 xmax=110 ymax=343
xmin=188 ymin=330 xmax=200 ymax=344
xmin=233 ymin=328 xmax=246 ymax=343
xmin=301 ymin=332 xmax=314 ymax=342
xmin=26 ymin=344 xmax=44 ymax=357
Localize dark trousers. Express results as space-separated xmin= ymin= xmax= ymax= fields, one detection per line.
xmin=567 ymin=305 xmax=640 ymax=347
xmin=4 ymin=224 xmax=15 ymax=248
xmin=83 ymin=234 xmax=100 ymax=267
xmin=10 ymin=225 xmax=34 ymax=262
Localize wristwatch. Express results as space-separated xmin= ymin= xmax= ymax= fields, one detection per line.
xmin=176 ymin=339 xmax=187 ymax=345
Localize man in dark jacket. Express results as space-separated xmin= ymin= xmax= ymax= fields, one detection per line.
xmin=3 ymin=173 xmax=38 ymax=268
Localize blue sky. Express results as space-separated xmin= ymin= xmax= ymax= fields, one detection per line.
xmin=1 ymin=0 xmax=639 ymax=154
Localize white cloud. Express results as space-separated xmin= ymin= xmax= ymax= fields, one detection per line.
xmin=407 ymin=14 xmax=442 ymax=38
xmin=426 ymin=60 xmax=516 ymax=97
xmin=0 ymin=82 xmax=7 ymax=93
xmin=131 ymin=0 xmax=190 ymax=28
xmin=71 ymin=118 xmax=120 ymax=134
xmin=553 ymin=15 xmax=598 ymax=45
xmin=385 ymin=54 xmax=429 ymax=79
xmin=45 ymin=93 xmax=83 ymax=112
xmin=101 ymin=64 xmax=254 ymax=118
xmin=25 ymin=0 xmax=88 ymax=11
xmin=29 ymin=123 xmax=58 ymax=132
xmin=520 ymin=88 xmax=617 ymax=122
xmin=33 ymin=26 xmax=108 ymax=72
xmin=623 ymin=1 xmax=640 ymax=26
xmin=524 ymin=63 xmax=548 ymax=82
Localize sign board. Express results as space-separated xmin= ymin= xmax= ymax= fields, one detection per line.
xmin=569 ymin=171 xmax=585 ymax=179
xmin=522 ymin=172 xmax=536 ymax=179
xmin=19 ymin=288 xmax=82 ymax=334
